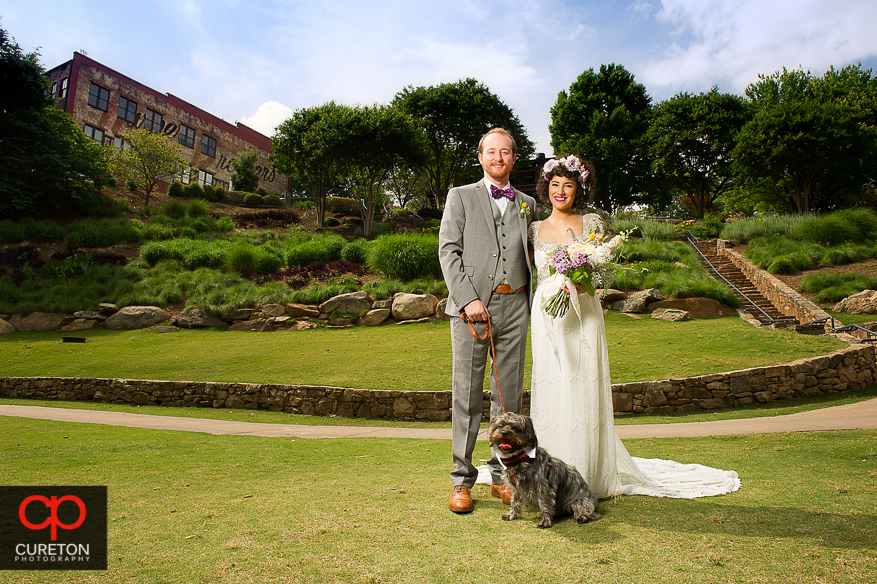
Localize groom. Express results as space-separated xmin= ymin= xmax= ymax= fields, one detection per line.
xmin=438 ymin=127 xmax=536 ymax=513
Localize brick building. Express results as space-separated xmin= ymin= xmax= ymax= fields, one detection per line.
xmin=47 ymin=52 xmax=290 ymax=195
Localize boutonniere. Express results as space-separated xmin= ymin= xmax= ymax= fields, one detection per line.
xmin=519 ymin=201 xmax=531 ymax=217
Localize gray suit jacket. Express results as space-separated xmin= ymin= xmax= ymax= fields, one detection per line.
xmin=438 ymin=179 xmax=537 ymax=316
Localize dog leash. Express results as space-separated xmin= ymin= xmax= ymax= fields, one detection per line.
xmin=460 ymin=312 xmax=505 ymax=413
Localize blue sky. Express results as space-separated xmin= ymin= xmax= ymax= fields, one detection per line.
xmin=3 ymin=0 xmax=877 ymax=155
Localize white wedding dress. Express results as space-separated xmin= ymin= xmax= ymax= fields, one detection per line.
xmin=526 ymin=216 xmax=741 ymax=499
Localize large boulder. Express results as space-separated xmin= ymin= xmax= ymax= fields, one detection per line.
xmin=59 ymin=319 xmax=97 ymax=332
xmin=435 ymin=298 xmax=451 ymax=321
xmin=392 ymin=293 xmax=438 ymax=321
xmin=228 ymin=319 xmax=271 ymax=332
xmin=647 ymin=297 xmax=734 ymax=319
xmin=260 ymin=303 xmax=287 ymax=318
xmin=174 ymin=309 xmax=228 ymax=328
xmin=11 ymin=312 xmax=68 ymax=332
xmin=286 ymin=304 xmax=320 ymax=318
xmin=598 ymin=289 xmax=627 ymax=303
xmin=611 ymin=289 xmax=665 ymax=314
xmin=834 ymin=290 xmax=877 ymax=314
xmin=359 ymin=309 xmax=391 ymax=326
xmin=103 ymin=306 xmax=169 ymax=330
xmin=319 ymin=291 xmax=373 ymax=315
xmin=222 ymin=308 xmax=256 ymax=321
xmin=651 ymin=308 xmax=690 ymax=322
xmin=0 ymin=319 xmax=15 ymax=335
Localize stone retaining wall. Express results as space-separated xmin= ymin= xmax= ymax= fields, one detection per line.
xmin=717 ymin=240 xmax=833 ymax=330
xmin=3 ymin=342 xmax=873 ymax=419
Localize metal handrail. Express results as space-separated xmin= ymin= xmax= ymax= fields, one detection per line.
xmin=683 ymin=232 xmax=797 ymax=328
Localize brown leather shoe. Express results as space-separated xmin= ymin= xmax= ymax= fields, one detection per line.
xmin=490 ymin=483 xmax=512 ymax=505
xmin=449 ymin=485 xmax=474 ymax=513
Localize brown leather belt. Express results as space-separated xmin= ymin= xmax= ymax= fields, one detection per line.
xmin=494 ymin=284 xmax=526 ymax=294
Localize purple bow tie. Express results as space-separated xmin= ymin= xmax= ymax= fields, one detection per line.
xmin=490 ymin=184 xmax=515 ymax=201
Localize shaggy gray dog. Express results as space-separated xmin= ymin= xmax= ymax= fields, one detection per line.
xmin=488 ymin=412 xmax=601 ymax=528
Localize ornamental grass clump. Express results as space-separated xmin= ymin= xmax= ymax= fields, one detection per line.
xmin=224 ymin=241 xmax=259 ymax=278
xmin=794 ymin=214 xmax=861 ymax=246
xmin=719 ymin=214 xmax=805 ymax=244
xmin=620 ymin=239 xmax=699 ymax=266
xmin=367 ymin=233 xmax=440 ymax=281
xmin=66 ymin=218 xmax=144 ymax=249
xmin=161 ymin=199 xmax=187 ymax=219
xmin=0 ymin=219 xmax=64 ymax=244
xmin=800 ymin=272 xmax=877 ymax=304
xmin=340 ymin=238 xmax=372 ymax=265
xmin=285 ymin=234 xmax=346 ymax=266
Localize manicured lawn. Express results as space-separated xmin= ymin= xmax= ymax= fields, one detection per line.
xmin=0 ymin=416 xmax=874 ymax=583
xmin=0 ymin=312 xmax=846 ymax=390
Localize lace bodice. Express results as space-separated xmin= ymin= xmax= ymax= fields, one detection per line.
xmin=528 ymin=214 xmax=605 ymax=285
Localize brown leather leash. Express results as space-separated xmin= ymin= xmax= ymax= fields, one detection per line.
xmin=460 ymin=312 xmax=505 ymax=413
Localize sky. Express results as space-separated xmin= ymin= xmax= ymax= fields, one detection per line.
xmin=3 ymin=0 xmax=877 ymax=156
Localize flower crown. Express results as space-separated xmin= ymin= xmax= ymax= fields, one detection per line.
xmin=542 ymin=155 xmax=590 ymax=183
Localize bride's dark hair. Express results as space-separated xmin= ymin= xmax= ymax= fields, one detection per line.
xmin=536 ymin=153 xmax=597 ymax=210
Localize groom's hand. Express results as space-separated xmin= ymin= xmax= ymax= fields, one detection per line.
xmin=463 ymin=299 xmax=489 ymax=322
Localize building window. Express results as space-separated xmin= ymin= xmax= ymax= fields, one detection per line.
xmin=118 ymin=96 xmax=137 ymax=123
xmin=60 ymin=78 xmax=68 ymax=98
xmin=144 ymin=108 xmax=163 ymax=133
xmin=83 ymin=124 xmax=105 ymax=145
xmin=87 ymin=82 xmax=110 ymax=111
xmin=113 ymin=136 xmax=130 ymax=149
xmin=50 ymin=82 xmax=58 ymax=97
xmin=198 ymin=170 xmax=214 ymax=186
xmin=178 ymin=124 xmax=196 ymax=149
xmin=201 ymin=135 xmax=216 ymax=157
xmin=177 ymin=168 xmax=193 ymax=185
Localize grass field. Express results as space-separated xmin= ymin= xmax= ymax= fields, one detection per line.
xmin=0 ymin=416 xmax=874 ymax=584
xmin=0 ymin=312 xmax=846 ymax=390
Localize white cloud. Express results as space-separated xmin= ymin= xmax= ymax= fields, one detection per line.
xmin=641 ymin=0 xmax=877 ymax=97
xmin=238 ymin=101 xmax=295 ymax=136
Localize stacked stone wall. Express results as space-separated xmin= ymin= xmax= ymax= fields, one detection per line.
xmin=3 ymin=343 xmax=872 ymax=419
xmin=716 ymin=240 xmax=833 ymax=329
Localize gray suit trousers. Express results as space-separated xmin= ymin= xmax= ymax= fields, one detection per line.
xmin=450 ymin=289 xmax=528 ymax=487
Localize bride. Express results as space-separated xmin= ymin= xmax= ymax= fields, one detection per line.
xmin=528 ymin=154 xmax=740 ymax=499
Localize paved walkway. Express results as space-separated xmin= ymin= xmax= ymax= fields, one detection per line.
xmin=2 ymin=399 xmax=877 ymax=439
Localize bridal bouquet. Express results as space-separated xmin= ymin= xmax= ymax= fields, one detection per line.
xmin=541 ymin=231 xmax=628 ymax=318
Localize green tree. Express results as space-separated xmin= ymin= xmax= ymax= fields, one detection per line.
xmin=733 ymin=65 xmax=877 ymax=213
xmin=0 ymin=25 xmax=110 ymax=217
xmin=550 ymin=64 xmax=652 ymax=211
xmin=646 ymin=89 xmax=749 ymax=218
xmin=271 ymin=102 xmax=358 ymax=228
xmin=106 ymin=127 xmax=189 ymax=208
xmin=385 ymin=162 xmax=431 ymax=209
xmin=229 ymin=151 xmax=261 ymax=193
xmin=347 ymin=105 xmax=424 ymax=238
xmin=393 ymin=78 xmax=534 ymax=208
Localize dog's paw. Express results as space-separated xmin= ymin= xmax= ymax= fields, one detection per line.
xmin=536 ymin=518 xmax=553 ymax=529
xmin=501 ymin=512 xmax=513 ymax=521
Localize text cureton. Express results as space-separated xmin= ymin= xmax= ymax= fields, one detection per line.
xmin=15 ymin=544 xmax=90 ymax=556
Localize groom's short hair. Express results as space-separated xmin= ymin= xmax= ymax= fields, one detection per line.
xmin=478 ymin=127 xmax=517 ymax=157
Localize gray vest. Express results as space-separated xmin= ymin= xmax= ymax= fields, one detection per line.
xmin=491 ymin=200 xmax=528 ymax=290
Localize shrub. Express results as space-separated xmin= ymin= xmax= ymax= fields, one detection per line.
xmin=244 ymin=193 xmax=264 ymax=207
xmin=126 ymin=179 xmax=138 ymax=191
xmin=326 ymin=196 xmax=360 ymax=215
xmin=416 ymin=207 xmax=442 ymax=220
xmin=185 ymin=182 xmax=204 ymax=199
xmin=201 ymin=184 xmax=225 ymax=203
xmin=161 ymin=199 xmax=187 ymax=219
xmin=285 ymin=234 xmax=347 ymax=266
xmin=421 ymin=218 xmax=441 ymax=233
xmin=367 ymin=233 xmax=441 ymax=281
xmin=340 ymin=238 xmax=371 ymax=264
xmin=224 ymin=191 xmax=246 ymax=205
xmin=325 ymin=217 xmax=340 ymax=227
xmin=263 ymin=194 xmax=283 ymax=207
xmin=215 ymin=216 xmax=235 ymax=233
xmin=187 ymin=199 xmax=210 ymax=218
xmin=41 ymin=251 xmax=94 ymax=280
xmin=167 ymin=181 xmax=186 ymax=198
